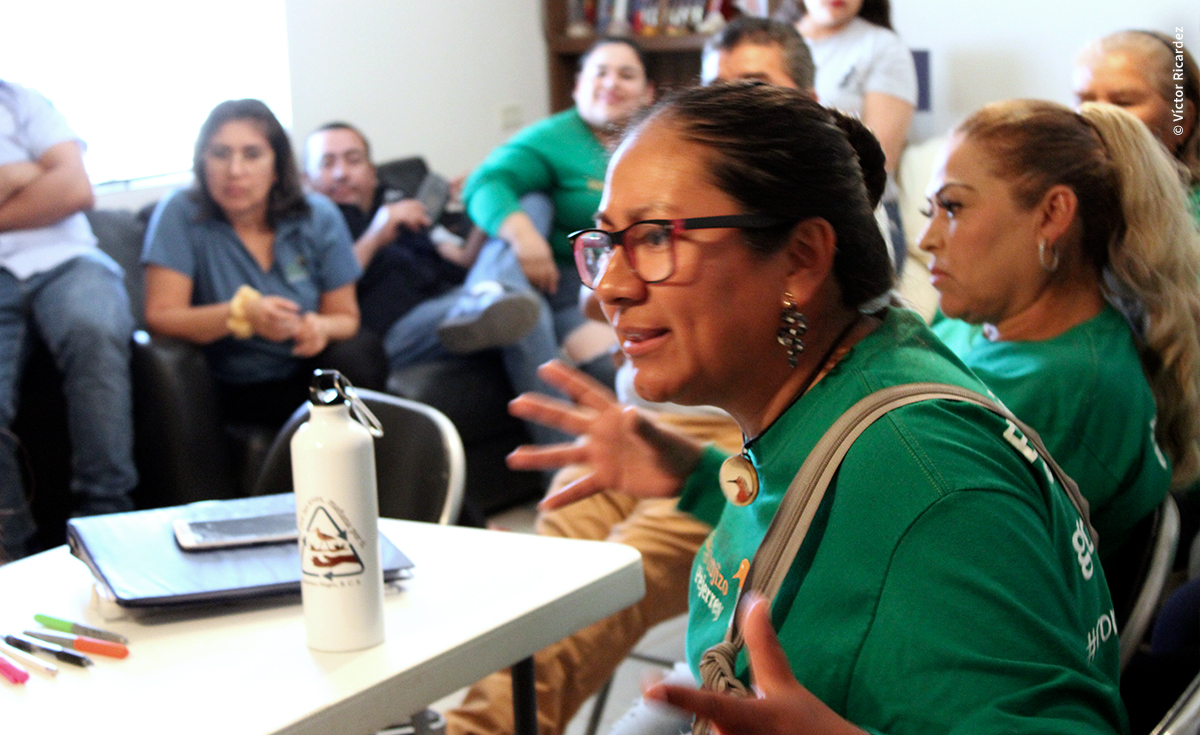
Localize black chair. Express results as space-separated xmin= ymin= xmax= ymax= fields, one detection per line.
xmin=251 ymin=388 xmax=465 ymax=526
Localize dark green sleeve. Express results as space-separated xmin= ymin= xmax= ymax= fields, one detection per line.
xmin=844 ymin=490 xmax=1125 ymax=734
xmin=463 ymin=135 xmax=558 ymax=236
xmin=677 ymin=445 xmax=731 ymax=526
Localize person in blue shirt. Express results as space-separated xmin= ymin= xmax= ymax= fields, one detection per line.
xmin=143 ymin=99 xmax=382 ymax=430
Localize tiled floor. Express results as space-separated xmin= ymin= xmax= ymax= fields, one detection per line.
xmin=425 ymin=502 xmax=686 ymax=735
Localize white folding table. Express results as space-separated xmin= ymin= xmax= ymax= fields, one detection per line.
xmin=0 ymin=518 xmax=644 ymax=735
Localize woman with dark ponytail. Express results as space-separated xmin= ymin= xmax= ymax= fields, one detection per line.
xmin=503 ymin=83 xmax=1125 ymax=735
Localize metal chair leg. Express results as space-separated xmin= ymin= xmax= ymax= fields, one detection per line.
xmin=583 ymin=674 xmax=615 ymax=735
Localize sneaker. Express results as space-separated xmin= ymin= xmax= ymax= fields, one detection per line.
xmin=436 ymin=281 xmax=541 ymax=355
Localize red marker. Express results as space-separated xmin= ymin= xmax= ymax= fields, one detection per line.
xmin=24 ymin=630 xmax=128 ymax=659
xmin=0 ymin=651 xmax=29 ymax=684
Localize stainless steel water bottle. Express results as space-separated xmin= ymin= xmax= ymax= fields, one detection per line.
xmin=291 ymin=370 xmax=385 ymax=651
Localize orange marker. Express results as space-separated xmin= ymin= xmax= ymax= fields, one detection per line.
xmin=24 ymin=630 xmax=129 ymax=659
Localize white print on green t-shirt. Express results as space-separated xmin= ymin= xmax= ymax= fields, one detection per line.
xmin=1003 ymin=418 xmax=1096 ymax=581
xmin=1086 ymin=609 xmax=1117 ymax=662
xmin=1072 ymin=518 xmax=1096 ymax=581
xmin=1002 ymin=419 xmax=1055 ymax=485
xmin=1151 ymin=418 xmax=1169 ymax=470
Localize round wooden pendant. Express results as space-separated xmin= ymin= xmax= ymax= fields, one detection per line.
xmin=719 ymin=454 xmax=759 ymax=506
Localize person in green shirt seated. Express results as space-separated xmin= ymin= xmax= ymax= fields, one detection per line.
xmin=451 ymin=36 xmax=654 ymax=413
xmin=510 ymin=83 xmax=1127 ymax=735
xmin=1075 ymin=30 xmax=1200 ymax=224
xmin=921 ymin=100 xmax=1200 ymax=615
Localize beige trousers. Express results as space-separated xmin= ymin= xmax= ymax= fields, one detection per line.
xmin=443 ymin=413 xmax=742 ymax=735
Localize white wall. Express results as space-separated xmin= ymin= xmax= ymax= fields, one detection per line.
xmin=97 ymin=0 xmax=1197 ymax=210
xmin=893 ymin=1 xmax=1200 ymax=142
xmin=96 ymin=0 xmax=550 ymax=210
xmin=285 ymin=0 xmax=550 ymax=179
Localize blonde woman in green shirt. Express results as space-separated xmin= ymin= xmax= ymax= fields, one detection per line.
xmin=924 ymin=101 xmax=1200 ymax=579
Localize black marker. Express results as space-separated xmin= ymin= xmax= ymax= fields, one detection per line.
xmin=4 ymin=633 xmax=93 ymax=668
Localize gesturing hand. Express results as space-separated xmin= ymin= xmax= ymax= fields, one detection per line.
xmin=506 ymin=360 xmax=706 ymax=510
xmin=643 ymin=596 xmax=865 ymax=735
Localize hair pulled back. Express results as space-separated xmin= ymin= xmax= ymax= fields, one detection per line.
xmin=633 ymin=82 xmax=892 ymax=310
xmin=959 ymin=99 xmax=1200 ymax=485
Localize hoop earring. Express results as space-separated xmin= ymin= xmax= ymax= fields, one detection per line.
xmin=1038 ymin=238 xmax=1060 ymax=273
xmin=777 ymin=293 xmax=808 ymax=369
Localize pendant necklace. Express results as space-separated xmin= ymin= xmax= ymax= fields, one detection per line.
xmin=719 ymin=315 xmax=863 ymax=507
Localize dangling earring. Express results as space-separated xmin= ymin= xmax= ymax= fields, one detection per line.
xmin=777 ymin=293 xmax=808 ymax=369
xmin=1038 ymin=238 xmax=1059 ymax=273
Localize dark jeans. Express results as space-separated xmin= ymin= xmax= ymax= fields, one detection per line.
xmin=216 ymin=330 xmax=388 ymax=431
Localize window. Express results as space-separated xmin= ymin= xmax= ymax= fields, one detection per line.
xmin=0 ymin=0 xmax=292 ymax=186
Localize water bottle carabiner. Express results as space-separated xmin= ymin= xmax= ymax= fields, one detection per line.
xmin=310 ymin=370 xmax=384 ymax=438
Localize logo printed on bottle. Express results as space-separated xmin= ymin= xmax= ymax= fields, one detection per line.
xmin=301 ymin=503 xmax=366 ymax=583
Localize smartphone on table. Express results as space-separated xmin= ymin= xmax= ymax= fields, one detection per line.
xmin=173 ymin=513 xmax=298 ymax=551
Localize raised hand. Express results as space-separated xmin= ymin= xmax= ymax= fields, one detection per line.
xmin=506 ymin=360 xmax=706 ymax=510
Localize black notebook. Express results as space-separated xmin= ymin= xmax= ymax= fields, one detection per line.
xmin=67 ymin=494 xmax=413 ymax=608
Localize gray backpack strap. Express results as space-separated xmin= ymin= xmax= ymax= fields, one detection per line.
xmin=694 ymin=383 xmax=1095 ymax=732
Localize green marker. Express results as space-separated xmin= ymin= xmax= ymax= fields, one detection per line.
xmin=33 ymin=614 xmax=129 ymax=645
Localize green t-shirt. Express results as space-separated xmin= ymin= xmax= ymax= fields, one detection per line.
xmin=679 ymin=308 xmax=1125 ymax=735
xmin=1189 ymin=184 xmax=1200 ymax=228
xmin=932 ymin=307 xmax=1170 ymax=558
xmin=463 ymin=108 xmax=608 ymax=267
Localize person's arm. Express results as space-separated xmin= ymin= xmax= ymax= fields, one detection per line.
xmin=143 ymin=265 xmax=232 ymax=343
xmin=463 ymin=124 xmax=561 ymax=291
xmin=292 ymin=283 xmax=360 ymax=357
xmin=859 ymin=32 xmax=918 ymax=176
xmin=0 ymin=140 xmax=93 ymax=233
xmin=352 ymin=199 xmax=432 ymax=268
xmin=144 ymin=264 xmax=303 ymax=344
xmin=0 ymin=161 xmax=41 ymax=205
xmin=499 ymin=210 xmax=559 ymax=293
xmin=435 ymin=224 xmax=488 ymax=269
xmin=506 ymin=360 xmax=707 ymax=508
xmin=860 ymin=92 xmax=914 ymax=175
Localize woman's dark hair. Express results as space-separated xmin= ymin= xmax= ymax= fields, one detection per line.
xmin=773 ymin=0 xmax=893 ymax=30
xmin=191 ymin=99 xmax=309 ymax=227
xmin=579 ymin=35 xmax=650 ymax=76
xmin=635 ymin=82 xmax=891 ymax=309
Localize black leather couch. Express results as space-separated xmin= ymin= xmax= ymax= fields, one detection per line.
xmin=14 ymin=196 xmax=542 ymax=552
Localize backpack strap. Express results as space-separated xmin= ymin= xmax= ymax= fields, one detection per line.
xmin=694 ymin=383 xmax=1095 ymax=731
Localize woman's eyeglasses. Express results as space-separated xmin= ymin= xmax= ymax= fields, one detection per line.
xmin=569 ymin=214 xmax=785 ymax=288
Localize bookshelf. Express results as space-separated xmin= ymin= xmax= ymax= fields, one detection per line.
xmin=542 ymin=2 xmax=710 ymax=112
